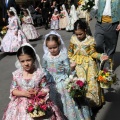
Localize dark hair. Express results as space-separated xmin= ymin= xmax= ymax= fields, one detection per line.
xmin=23 ymin=9 xmax=28 ymax=15
xmin=17 ymin=46 xmax=36 ymax=61
xmin=46 ymin=34 xmax=61 ymax=46
xmin=8 ymin=11 xmax=15 ymax=16
xmin=74 ymin=19 xmax=87 ymax=31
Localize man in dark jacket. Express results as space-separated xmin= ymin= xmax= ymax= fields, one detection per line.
xmin=2 ymin=0 xmax=17 ymax=24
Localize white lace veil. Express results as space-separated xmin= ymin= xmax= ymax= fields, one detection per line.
xmin=26 ymin=9 xmax=34 ymax=24
xmin=43 ymin=31 xmax=67 ymax=54
xmin=15 ymin=43 xmax=42 ymax=70
xmin=9 ymin=7 xmax=21 ymax=28
xmin=62 ymin=4 xmax=69 ymax=23
xmin=70 ymin=5 xmax=78 ymax=22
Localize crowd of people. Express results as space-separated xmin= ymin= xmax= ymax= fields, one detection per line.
xmin=0 ymin=0 xmax=120 ymax=120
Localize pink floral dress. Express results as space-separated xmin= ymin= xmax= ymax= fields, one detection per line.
xmin=2 ymin=68 xmax=45 ymax=120
xmin=22 ymin=16 xmax=40 ymax=40
xmin=1 ymin=16 xmax=28 ymax=52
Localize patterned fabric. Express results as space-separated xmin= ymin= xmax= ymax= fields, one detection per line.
xmin=96 ymin=0 xmax=120 ymax=23
xmin=51 ymin=14 xmax=59 ymax=30
xmin=42 ymin=51 xmax=92 ymax=120
xmin=2 ymin=68 xmax=47 ymax=120
xmin=22 ymin=16 xmax=40 ymax=40
xmin=1 ymin=16 xmax=28 ymax=52
xmin=68 ymin=35 xmax=104 ymax=107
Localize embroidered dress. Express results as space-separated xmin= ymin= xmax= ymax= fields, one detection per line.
xmin=2 ymin=68 xmax=46 ymax=120
xmin=68 ymin=35 xmax=104 ymax=107
xmin=42 ymin=51 xmax=91 ymax=120
xmin=51 ymin=14 xmax=59 ymax=30
xmin=1 ymin=16 xmax=28 ymax=52
xmin=22 ymin=16 xmax=40 ymax=40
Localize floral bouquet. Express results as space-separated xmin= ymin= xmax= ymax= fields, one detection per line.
xmin=81 ymin=0 xmax=95 ymax=12
xmin=59 ymin=13 xmax=64 ymax=18
xmin=78 ymin=0 xmax=84 ymax=5
xmin=65 ymin=75 xmax=86 ymax=99
xmin=97 ymin=59 xmax=116 ymax=88
xmin=0 ymin=26 xmax=7 ymax=36
xmin=27 ymin=88 xmax=51 ymax=118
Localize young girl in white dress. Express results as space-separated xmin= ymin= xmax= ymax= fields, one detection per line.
xmin=50 ymin=8 xmax=59 ymax=30
xmin=22 ymin=9 xmax=40 ymax=40
xmin=1 ymin=7 xmax=28 ymax=53
xmin=59 ymin=4 xmax=69 ymax=30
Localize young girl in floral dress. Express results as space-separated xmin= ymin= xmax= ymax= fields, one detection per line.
xmin=2 ymin=43 xmax=62 ymax=120
xmin=68 ymin=20 xmax=108 ymax=108
xmin=1 ymin=7 xmax=28 ymax=53
xmin=42 ymin=30 xmax=92 ymax=120
xmin=22 ymin=9 xmax=40 ymax=40
xmin=50 ymin=8 xmax=59 ymax=30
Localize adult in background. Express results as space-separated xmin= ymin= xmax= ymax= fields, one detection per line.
xmin=2 ymin=0 xmax=17 ymax=25
xmin=41 ymin=0 xmax=51 ymax=30
xmin=91 ymin=0 xmax=120 ymax=68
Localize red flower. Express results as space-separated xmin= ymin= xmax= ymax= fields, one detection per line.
xmin=103 ymin=68 xmax=108 ymax=73
xmin=76 ymin=80 xmax=84 ymax=87
xmin=40 ymin=104 xmax=47 ymax=111
xmin=27 ymin=105 xmax=34 ymax=112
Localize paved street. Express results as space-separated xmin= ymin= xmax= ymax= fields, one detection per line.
xmin=0 ymin=20 xmax=120 ymax=120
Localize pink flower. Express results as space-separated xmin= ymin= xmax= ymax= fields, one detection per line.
xmin=76 ymin=80 xmax=84 ymax=87
xmin=40 ymin=104 xmax=47 ymax=111
xmin=103 ymin=68 xmax=108 ymax=73
xmin=27 ymin=105 xmax=34 ymax=112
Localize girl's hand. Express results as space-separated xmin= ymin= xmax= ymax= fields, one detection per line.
xmin=101 ymin=55 xmax=109 ymax=61
xmin=70 ymin=62 xmax=76 ymax=71
xmin=15 ymin=31 xmax=18 ymax=36
xmin=28 ymin=88 xmax=38 ymax=95
xmin=22 ymin=90 xmax=33 ymax=98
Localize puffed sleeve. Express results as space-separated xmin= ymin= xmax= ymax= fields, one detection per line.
xmin=68 ymin=39 xmax=75 ymax=60
xmin=9 ymin=19 xmax=18 ymax=32
xmin=42 ymin=56 xmax=53 ymax=83
xmin=9 ymin=74 xmax=18 ymax=100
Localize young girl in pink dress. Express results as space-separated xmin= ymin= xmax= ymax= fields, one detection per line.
xmin=50 ymin=9 xmax=59 ymax=30
xmin=22 ymin=9 xmax=40 ymax=40
xmin=2 ymin=43 xmax=63 ymax=120
xmin=1 ymin=7 xmax=28 ymax=53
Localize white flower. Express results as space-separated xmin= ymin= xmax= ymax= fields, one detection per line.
xmin=1 ymin=31 xmax=3 ymax=34
xmin=69 ymin=75 xmax=74 ymax=79
xmin=73 ymin=77 xmax=78 ymax=81
xmin=107 ymin=77 xmax=112 ymax=81
xmin=65 ymin=78 xmax=70 ymax=85
xmin=87 ymin=5 xmax=90 ymax=8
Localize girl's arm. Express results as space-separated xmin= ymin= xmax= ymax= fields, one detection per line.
xmin=10 ymin=76 xmax=34 ymax=100
xmin=42 ymin=57 xmax=52 ymax=83
xmin=90 ymin=44 xmax=108 ymax=61
xmin=68 ymin=41 xmax=75 ymax=60
xmin=11 ymin=19 xmax=19 ymax=31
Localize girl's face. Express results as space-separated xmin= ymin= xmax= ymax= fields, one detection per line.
xmin=7 ymin=11 xmax=11 ymax=17
xmin=23 ymin=11 xmax=28 ymax=16
xmin=18 ymin=54 xmax=34 ymax=72
xmin=60 ymin=6 xmax=63 ymax=10
xmin=47 ymin=40 xmax=59 ymax=56
xmin=75 ymin=29 xmax=86 ymax=41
